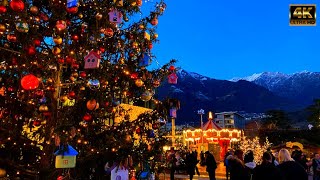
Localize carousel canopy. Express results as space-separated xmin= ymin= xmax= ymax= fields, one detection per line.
xmin=203 ymin=120 xmax=221 ymax=130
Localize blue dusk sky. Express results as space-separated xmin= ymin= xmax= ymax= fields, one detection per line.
xmin=142 ymin=0 xmax=320 ymax=80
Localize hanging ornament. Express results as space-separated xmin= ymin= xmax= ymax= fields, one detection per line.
xmin=152 ymin=80 xmax=160 ymax=87
xmin=71 ymin=34 xmax=79 ymax=41
xmin=86 ymin=99 xmax=99 ymax=111
xmin=79 ymin=71 xmax=86 ymax=78
xmin=136 ymin=0 xmax=142 ymax=6
xmin=113 ymin=0 xmax=123 ymax=6
xmin=30 ymin=6 xmax=38 ymax=14
xmin=16 ymin=21 xmax=29 ymax=32
xmin=68 ymin=91 xmax=76 ymax=99
xmin=0 ymin=168 xmax=6 ymax=178
xmin=67 ymin=0 xmax=78 ymax=8
xmin=0 ymin=24 xmax=6 ymax=32
xmin=140 ymin=90 xmax=153 ymax=101
xmin=136 ymin=127 xmax=141 ymax=134
xmin=168 ymin=73 xmax=178 ymax=84
xmin=108 ymin=9 xmax=122 ymax=24
xmin=54 ymin=145 xmax=78 ymax=168
xmin=0 ymin=6 xmax=7 ymax=13
xmin=26 ymin=46 xmax=36 ymax=55
xmin=150 ymin=18 xmax=158 ymax=26
xmin=95 ymin=13 xmax=103 ymax=20
xmin=7 ymin=34 xmax=17 ymax=42
xmin=10 ymin=0 xmax=25 ymax=12
xmin=33 ymin=120 xmax=41 ymax=126
xmin=148 ymin=130 xmax=155 ymax=138
xmin=53 ymin=36 xmax=63 ymax=45
xmin=135 ymin=79 xmax=144 ymax=87
xmin=83 ymin=113 xmax=92 ymax=122
xmin=21 ymin=74 xmax=39 ymax=90
xmin=52 ymin=47 xmax=61 ymax=55
xmin=33 ymin=39 xmax=41 ymax=46
xmin=66 ymin=6 xmax=78 ymax=14
xmin=169 ymin=65 xmax=175 ymax=71
xmin=39 ymin=105 xmax=49 ymax=112
xmin=104 ymin=28 xmax=114 ymax=37
xmin=87 ymin=79 xmax=100 ymax=90
xmin=138 ymin=53 xmax=151 ymax=67
xmin=56 ymin=20 xmax=67 ymax=31
xmin=84 ymin=50 xmax=100 ymax=69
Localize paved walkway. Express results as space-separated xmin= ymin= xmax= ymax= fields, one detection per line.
xmin=159 ymin=163 xmax=227 ymax=180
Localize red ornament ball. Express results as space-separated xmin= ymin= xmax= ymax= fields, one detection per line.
xmin=10 ymin=0 xmax=25 ymax=12
xmin=0 ymin=6 xmax=7 ymax=13
xmin=57 ymin=176 xmax=64 ymax=180
xmin=68 ymin=91 xmax=76 ymax=99
xmin=21 ymin=74 xmax=39 ymax=90
xmin=26 ymin=46 xmax=36 ymax=56
xmin=66 ymin=7 xmax=78 ymax=14
xmin=80 ymin=71 xmax=86 ymax=78
xmin=33 ymin=120 xmax=41 ymax=126
xmin=83 ymin=113 xmax=92 ymax=122
xmin=33 ymin=39 xmax=41 ymax=46
xmin=169 ymin=65 xmax=175 ymax=71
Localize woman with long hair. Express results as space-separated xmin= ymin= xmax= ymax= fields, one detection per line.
xmin=277 ymin=148 xmax=308 ymax=180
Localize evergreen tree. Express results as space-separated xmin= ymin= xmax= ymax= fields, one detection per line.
xmin=0 ymin=0 xmax=175 ymax=179
xmin=307 ymin=99 xmax=320 ymax=127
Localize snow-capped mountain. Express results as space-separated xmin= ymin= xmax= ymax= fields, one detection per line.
xmin=231 ymin=71 xmax=320 ymax=106
xmin=156 ymin=69 xmax=297 ymax=124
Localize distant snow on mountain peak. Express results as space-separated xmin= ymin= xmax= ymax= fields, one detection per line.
xmin=178 ymin=69 xmax=210 ymax=81
xmin=230 ymin=73 xmax=262 ymax=82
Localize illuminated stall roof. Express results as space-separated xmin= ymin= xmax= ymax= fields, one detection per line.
xmin=203 ymin=119 xmax=221 ymax=130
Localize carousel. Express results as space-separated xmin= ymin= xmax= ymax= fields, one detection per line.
xmin=183 ymin=112 xmax=242 ymax=161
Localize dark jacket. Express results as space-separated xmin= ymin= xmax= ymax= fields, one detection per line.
xmin=185 ymin=153 xmax=197 ymax=175
xmin=277 ymin=161 xmax=308 ymax=180
xmin=227 ymin=156 xmax=248 ymax=180
xmin=253 ymin=162 xmax=284 ymax=180
xmin=205 ymin=153 xmax=217 ymax=172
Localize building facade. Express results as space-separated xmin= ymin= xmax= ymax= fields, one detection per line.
xmin=215 ymin=112 xmax=245 ymax=129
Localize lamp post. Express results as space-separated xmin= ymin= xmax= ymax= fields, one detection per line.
xmin=197 ymin=109 xmax=205 ymax=129
xmin=198 ymin=109 xmax=205 ymax=151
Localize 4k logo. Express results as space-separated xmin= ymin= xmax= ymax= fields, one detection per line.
xmin=289 ymin=4 xmax=316 ymax=26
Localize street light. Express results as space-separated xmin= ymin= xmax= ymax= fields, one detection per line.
xmin=197 ymin=109 xmax=205 ymax=129
xmin=198 ymin=109 xmax=205 ymax=151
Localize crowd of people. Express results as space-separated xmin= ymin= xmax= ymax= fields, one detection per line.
xmin=167 ymin=148 xmax=217 ymax=180
xmin=166 ymin=147 xmax=320 ymax=180
xmin=224 ymin=148 xmax=320 ymax=180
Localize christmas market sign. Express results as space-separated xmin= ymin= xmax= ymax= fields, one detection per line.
xmin=54 ymin=145 xmax=78 ymax=168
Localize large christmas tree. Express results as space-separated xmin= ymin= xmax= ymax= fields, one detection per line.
xmin=0 ymin=0 xmax=176 ymax=179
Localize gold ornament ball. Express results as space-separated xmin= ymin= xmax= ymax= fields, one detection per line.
xmin=53 ymin=36 xmax=62 ymax=45
xmin=95 ymin=13 xmax=103 ymax=20
xmin=78 ymin=13 xmax=83 ymax=18
xmin=140 ymin=90 xmax=153 ymax=101
xmin=135 ymin=79 xmax=144 ymax=87
xmin=0 ymin=168 xmax=6 ymax=178
xmin=39 ymin=105 xmax=49 ymax=112
xmin=30 ymin=6 xmax=39 ymax=14
xmin=0 ymin=24 xmax=5 ymax=32
xmin=52 ymin=47 xmax=61 ymax=55
xmin=139 ymin=24 xmax=144 ymax=29
xmin=153 ymin=33 xmax=158 ymax=39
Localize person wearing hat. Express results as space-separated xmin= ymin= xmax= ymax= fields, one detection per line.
xmin=205 ymin=151 xmax=217 ymax=180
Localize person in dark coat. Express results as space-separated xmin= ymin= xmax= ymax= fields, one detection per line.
xmin=227 ymin=149 xmax=248 ymax=180
xmin=312 ymin=152 xmax=320 ymax=180
xmin=277 ymin=148 xmax=308 ymax=180
xmin=185 ymin=151 xmax=197 ymax=180
xmin=205 ymin=151 xmax=217 ymax=180
xmin=253 ymin=152 xmax=284 ymax=180
xmin=168 ymin=153 xmax=177 ymax=180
